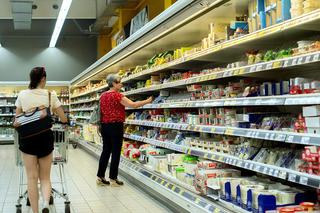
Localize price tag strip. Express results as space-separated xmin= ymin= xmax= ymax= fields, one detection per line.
xmin=126 ymin=120 xmax=319 ymax=146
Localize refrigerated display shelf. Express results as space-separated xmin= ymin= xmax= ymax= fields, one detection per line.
xmin=0 ymin=96 xmax=17 ymax=98
xmin=0 ymin=105 xmax=15 ymax=107
xmin=70 ymin=108 xmax=94 ymax=112
xmin=0 ymin=114 xmax=15 ymax=117
xmin=76 ymin=138 xmax=243 ymax=213
xmin=70 ymin=85 xmax=108 ymax=99
xmin=123 ymin=51 xmax=320 ymax=96
xmin=70 ymin=98 xmax=99 ymax=105
xmin=72 ymin=116 xmax=91 ymax=120
xmin=120 ymin=9 xmax=320 ymax=84
xmin=127 ymin=93 xmax=320 ymax=110
xmin=123 ymin=133 xmax=320 ymax=189
xmin=125 ymin=119 xmax=320 ymax=146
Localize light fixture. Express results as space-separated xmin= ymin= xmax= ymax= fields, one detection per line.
xmin=49 ymin=0 xmax=72 ymax=48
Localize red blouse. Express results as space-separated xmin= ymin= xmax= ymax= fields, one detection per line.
xmin=100 ymin=91 xmax=125 ymax=123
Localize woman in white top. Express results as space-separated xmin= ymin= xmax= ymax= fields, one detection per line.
xmin=15 ymin=67 xmax=67 ymax=213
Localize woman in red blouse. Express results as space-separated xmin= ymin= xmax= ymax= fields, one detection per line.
xmin=97 ymin=74 xmax=152 ymax=186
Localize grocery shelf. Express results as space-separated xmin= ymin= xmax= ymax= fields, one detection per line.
xmin=0 ymin=135 xmax=14 ymax=144
xmin=70 ymin=98 xmax=99 ymax=105
xmin=121 ymin=9 xmax=320 ymax=84
xmin=0 ymin=96 xmax=17 ymax=98
xmin=72 ymin=116 xmax=90 ymax=120
xmin=123 ymin=134 xmax=320 ymax=189
xmin=70 ymin=85 xmax=108 ymax=99
xmin=123 ymin=51 xmax=320 ymax=96
xmin=0 ymin=105 xmax=15 ymax=107
xmin=75 ymin=138 xmax=237 ymax=213
xmin=127 ymin=93 xmax=320 ymax=110
xmin=0 ymin=114 xmax=14 ymax=117
xmin=70 ymin=108 xmax=94 ymax=112
xmin=125 ymin=119 xmax=320 ymax=146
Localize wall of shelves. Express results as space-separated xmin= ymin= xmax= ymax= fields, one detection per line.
xmin=69 ymin=1 xmax=320 ymax=212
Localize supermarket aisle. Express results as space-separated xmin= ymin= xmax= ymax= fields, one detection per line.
xmin=0 ymin=145 xmax=172 ymax=213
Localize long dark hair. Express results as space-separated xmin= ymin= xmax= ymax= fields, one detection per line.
xmin=29 ymin=67 xmax=46 ymax=89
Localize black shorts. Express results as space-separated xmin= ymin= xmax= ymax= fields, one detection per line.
xmin=19 ymin=129 xmax=54 ymax=158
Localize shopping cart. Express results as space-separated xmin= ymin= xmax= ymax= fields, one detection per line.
xmin=14 ymin=125 xmax=71 ymax=213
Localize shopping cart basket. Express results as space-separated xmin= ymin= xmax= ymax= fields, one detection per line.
xmin=14 ymin=125 xmax=71 ymax=213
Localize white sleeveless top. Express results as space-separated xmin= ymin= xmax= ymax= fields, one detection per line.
xmin=15 ymin=89 xmax=61 ymax=112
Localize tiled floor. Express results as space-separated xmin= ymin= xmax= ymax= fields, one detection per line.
xmin=0 ymin=145 xmax=172 ymax=213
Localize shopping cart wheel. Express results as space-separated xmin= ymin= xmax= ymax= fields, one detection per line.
xmin=16 ymin=205 xmax=22 ymax=213
xmin=49 ymin=195 xmax=54 ymax=205
xmin=65 ymin=203 xmax=71 ymax=213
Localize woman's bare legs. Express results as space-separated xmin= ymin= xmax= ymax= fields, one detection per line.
xmin=38 ymin=153 xmax=52 ymax=206
xmin=22 ymin=152 xmax=39 ymax=213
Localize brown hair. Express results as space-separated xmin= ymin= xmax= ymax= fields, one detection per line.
xmin=29 ymin=67 xmax=46 ymax=89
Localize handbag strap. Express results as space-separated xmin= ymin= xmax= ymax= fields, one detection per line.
xmin=48 ymin=91 xmax=51 ymax=111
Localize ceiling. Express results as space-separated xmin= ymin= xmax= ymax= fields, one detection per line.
xmin=0 ymin=0 xmax=99 ymax=39
xmin=0 ymin=19 xmax=97 ymax=38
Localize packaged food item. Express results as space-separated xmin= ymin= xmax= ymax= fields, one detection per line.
xmin=176 ymin=167 xmax=185 ymax=182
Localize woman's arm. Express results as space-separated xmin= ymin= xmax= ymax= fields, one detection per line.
xmin=120 ymin=96 xmax=152 ymax=108
xmin=54 ymin=106 xmax=68 ymax=123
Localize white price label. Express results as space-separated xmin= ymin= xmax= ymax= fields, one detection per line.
xmin=249 ymin=164 xmax=254 ymax=170
xmin=305 ymin=55 xmax=312 ymax=63
xmin=269 ymin=133 xmax=275 ymax=140
xmin=265 ymin=133 xmax=270 ymax=140
xmin=250 ymin=66 xmax=256 ymax=72
xmin=255 ymin=165 xmax=261 ymax=171
xmin=297 ymin=57 xmax=304 ymax=64
xmin=301 ymin=137 xmax=310 ymax=144
xmin=313 ymin=54 xmax=320 ymax=62
xmin=263 ymin=167 xmax=268 ymax=174
xmin=266 ymin=63 xmax=273 ymax=69
xmin=288 ymin=174 xmax=297 ymax=182
xmin=244 ymin=162 xmax=249 ymax=168
xmin=269 ymin=169 xmax=274 ymax=176
xmin=283 ymin=60 xmax=290 ymax=67
xmin=299 ymin=176 xmax=308 ymax=185
xmin=292 ymin=58 xmax=298 ymax=65
xmin=256 ymin=65 xmax=263 ymax=71
xmin=287 ymin=135 xmax=294 ymax=142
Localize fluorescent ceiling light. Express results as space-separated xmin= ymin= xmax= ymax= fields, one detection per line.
xmin=49 ymin=0 xmax=72 ymax=48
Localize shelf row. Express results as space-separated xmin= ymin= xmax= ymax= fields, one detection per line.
xmin=125 ymin=119 xmax=320 ymax=146
xmin=69 ymin=91 xmax=320 ymax=112
xmin=123 ymin=133 xmax=320 ymax=189
xmin=127 ymin=93 xmax=320 ymax=110
xmin=0 ymin=135 xmax=14 ymax=141
xmin=76 ymin=138 xmax=238 ymax=213
xmin=71 ymin=85 xmax=108 ymax=99
xmin=0 ymin=105 xmax=15 ymax=107
xmin=70 ymin=98 xmax=99 ymax=105
xmin=123 ymin=51 xmax=320 ymax=96
xmin=120 ymin=9 xmax=320 ymax=84
xmin=72 ymin=116 xmax=91 ymax=120
xmin=70 ymin=108 xmax=94 ymax=112
xmin=0 ymin=114 xmax=14 ymax=117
